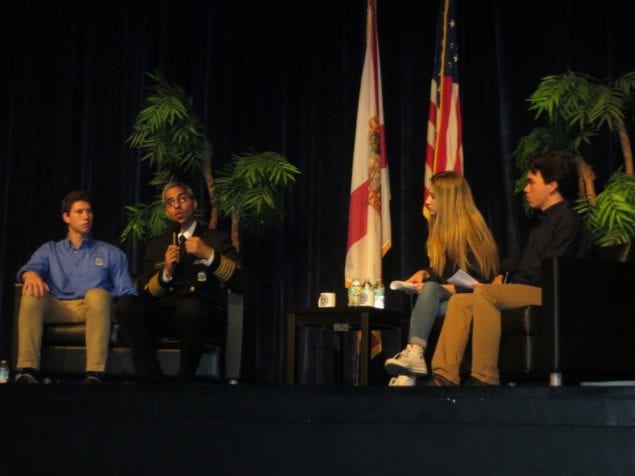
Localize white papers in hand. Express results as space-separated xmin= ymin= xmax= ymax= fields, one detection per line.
xmin=389 ymin=280 xmax=418 ymax=294
xmin=446 ymin=269 xmax=478 ymax=289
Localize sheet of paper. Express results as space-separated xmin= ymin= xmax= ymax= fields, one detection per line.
xmin=446 ymin=269 xmax=478 ymax=289
xmin=389 ymin=280 xmax=418 ymax=294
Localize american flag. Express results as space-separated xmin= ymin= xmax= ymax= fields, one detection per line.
xmin=424 ymin=0 xmax=463 ymax=217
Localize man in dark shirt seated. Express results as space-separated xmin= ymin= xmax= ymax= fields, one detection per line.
xmin=115 ymin=181 xmax=246 ymax=382
xmin=429 ymin=153 xmax=589 ymax=386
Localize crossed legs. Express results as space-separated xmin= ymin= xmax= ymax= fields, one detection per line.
xmin=431 ymin=284 xmax=541 ymax=385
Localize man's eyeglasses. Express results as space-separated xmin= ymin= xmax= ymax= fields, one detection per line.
xmin=164 ymin=194 xmax=191 ymax=208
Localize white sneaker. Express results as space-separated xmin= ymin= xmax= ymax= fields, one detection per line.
xmin=384 ymin=344 xmax=428 ymax=376
xmin=388 ymin=375 xmax=416 ymax=387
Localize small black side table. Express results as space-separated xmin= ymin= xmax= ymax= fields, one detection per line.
xmin=287 ymin=306 xmax=409 ymax=385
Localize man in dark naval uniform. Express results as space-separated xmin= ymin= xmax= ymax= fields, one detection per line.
xmin=116 ymin=181 xmax=246 ymax=381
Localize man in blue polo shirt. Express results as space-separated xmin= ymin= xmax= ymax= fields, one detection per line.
xmin=15 ymin=191 xmax=137 ymax=384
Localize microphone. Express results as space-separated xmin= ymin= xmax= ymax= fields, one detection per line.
xmin=168 ymin=230 xmax=183 ymax=270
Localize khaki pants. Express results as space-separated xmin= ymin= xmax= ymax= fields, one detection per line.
xmin=17 ymin=288 xmax=112 ymax=373
xmin=431 ymin=284 xmax=541 ymax=385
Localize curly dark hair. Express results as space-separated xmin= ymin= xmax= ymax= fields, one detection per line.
xmin=61 ymin=190 xmax=93 ymax=214
xmin=528 ymin=153 xmax=578 ymax=200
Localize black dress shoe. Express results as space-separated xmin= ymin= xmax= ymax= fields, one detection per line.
xmin=83 ymin=372 xmax=104 ymax=384
xmin=464 ymin=376 xmax=497 ymax=387
xmin=15 ymin=368 xmax=39 ymax=384
xmin=175 ymin=374 xmax=197 ymax=383
xmin=144 ymin=372 xmax=168 ymax=384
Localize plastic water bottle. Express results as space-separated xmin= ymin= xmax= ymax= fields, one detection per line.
xmin=348 ymin=279 xmax=362 ymax=307
xmin=0 ymin=360 xmax=10 ymax=384
xmin=374 ymin=281 xmax=385 ymax=309
xmin=360 ymin=280 xmax=374 ymax=307
xmin=347 ymin=283 xmax=354 ymax=306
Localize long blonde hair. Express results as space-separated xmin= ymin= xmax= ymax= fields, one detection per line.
xmin=427 ymin=172 xmax=499 ymax=279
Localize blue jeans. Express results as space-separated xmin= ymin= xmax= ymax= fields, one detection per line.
xmin=408 ymin=282 xmax=452 ymax=348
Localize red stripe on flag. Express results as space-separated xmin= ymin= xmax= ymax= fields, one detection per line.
xmin=426 ymin=102 xmax=437 ymax=152
xmin=347 ymin=181 xmax=369 ymax=248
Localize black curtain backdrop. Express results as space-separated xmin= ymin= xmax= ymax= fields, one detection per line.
xmin=1 ymin=0 xmax=633 ymax=383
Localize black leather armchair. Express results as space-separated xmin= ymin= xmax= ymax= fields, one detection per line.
xmin=11 ymin=285 xmax=244 ymax=382
xmin=499 ymin=243 xmax=634 ymax=385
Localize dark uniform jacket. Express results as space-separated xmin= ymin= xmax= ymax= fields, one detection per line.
xmin=140 ymin=222 xmax=246 ymax=308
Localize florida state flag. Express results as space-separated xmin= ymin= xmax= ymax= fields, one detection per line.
xmin=345 ymin=0 xmax=391 ymax=359
xmin=345 ymin=0 xmax=391 ymax=288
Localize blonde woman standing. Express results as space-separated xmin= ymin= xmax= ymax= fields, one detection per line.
xmin=385 ymin=172 xmax=499 ymax=386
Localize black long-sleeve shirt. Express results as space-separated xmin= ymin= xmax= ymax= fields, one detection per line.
xmin=510 ymin=200 xmax=587 ymax=287
xmin=425 ymin=250 xmax=494 ymax=293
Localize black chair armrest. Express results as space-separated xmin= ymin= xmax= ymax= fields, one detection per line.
xmin=540 ymin=255 xmax=635 ymax=382
xmin=224 ymin=291 xmax=244 ymax=381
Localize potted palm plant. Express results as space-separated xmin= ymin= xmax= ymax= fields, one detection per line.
xmin=121 ymin=70 xmax=300 ymax=251
xmin=514 ymin=70 xmax=635 ymax=247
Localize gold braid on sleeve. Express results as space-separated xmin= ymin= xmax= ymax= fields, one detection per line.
xmin=145 ymin=273 xmax=167 ymax=297
xmin=213 ymin=255 xmax=237 ymax=282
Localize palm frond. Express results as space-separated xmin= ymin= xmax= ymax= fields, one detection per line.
xmin=213 ymin=151 xmax=301 ymax=233
xmin=122 ymin=71 xmax=301 ymax=248
xmin=575 ymin=171 xmax=635 ymax=246
xmin=120 ymin=201 xmax=171 ymax=244
xmin=127 ymin=70 xmax=206 ymax=175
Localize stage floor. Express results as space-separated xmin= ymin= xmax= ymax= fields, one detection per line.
xmin=2 ymin=382 xmax=635 ymax=475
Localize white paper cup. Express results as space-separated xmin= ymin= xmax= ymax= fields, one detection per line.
xmin=318 ymin=292 xmax=336 ymax=308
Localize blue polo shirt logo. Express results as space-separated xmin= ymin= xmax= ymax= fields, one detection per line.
xmin=95 ymin=257 xmax=105 ymax=267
